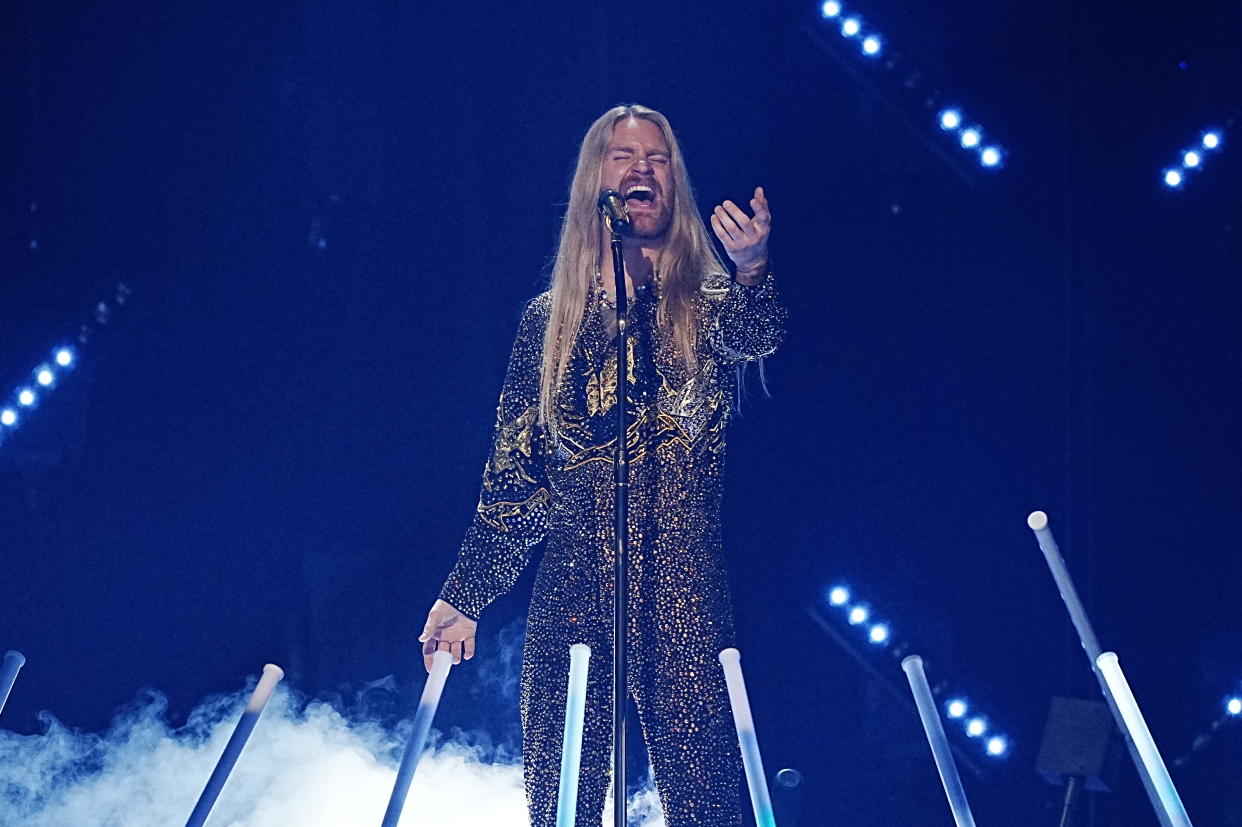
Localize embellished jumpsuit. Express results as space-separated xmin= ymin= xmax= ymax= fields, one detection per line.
xmin=438 ymin=272 xmax=785 ymax=826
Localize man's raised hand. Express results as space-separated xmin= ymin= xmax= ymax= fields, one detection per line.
xmin=710 ymin=186 xmax=771 ymax=284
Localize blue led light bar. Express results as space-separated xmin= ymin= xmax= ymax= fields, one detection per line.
xmin=1162 ymin=128 xmax=1225 ymax=189
xmin=816 ymin=2 xmax=1008 ymax=170
xmin=1 ymin=284 xmax=129 ymax=452
xmin=823 ymin=582 xmax=1012 ymax=758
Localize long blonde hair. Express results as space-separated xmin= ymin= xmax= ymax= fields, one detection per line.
xmin=538 ymin=104 xmax=727 ymax=427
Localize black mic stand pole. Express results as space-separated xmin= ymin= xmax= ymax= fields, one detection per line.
xmin=606 ymin=213 xmax=631 ymax=827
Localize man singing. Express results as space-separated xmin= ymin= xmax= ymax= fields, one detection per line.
xmin=420 ymin=104 xmax=785 ymax=826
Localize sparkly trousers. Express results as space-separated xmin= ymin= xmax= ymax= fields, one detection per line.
xmin=520 ymin=447 xmax=744 ymax=827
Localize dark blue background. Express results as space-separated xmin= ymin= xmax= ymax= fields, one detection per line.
xmin=2 ymin=0 xmax=1239 ymax=823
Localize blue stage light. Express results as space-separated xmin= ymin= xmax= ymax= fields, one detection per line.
xmin=820 ymin=0 xmax=842 ymax=18
xmin=1 ymin=409 xmax=17 ymax=427
xmin=868 ymin=623 xmax=890 ymax=644
xmin=980 ymin=147 xmax=1002 ymax=167
xmin=861 ymin=35 xmax=882 ymax=56
xmin=828 ymin=586 xmax=850 ymax=606
xmin=1164 ymin=169 xmax=1184 ymax=188
xmin=841 ymin=17 xmax=862 ymax=37
xmin=946 ymin=699 xmax=967 ymax=719
xmin=17 ymin=388 xmax=36 ymax=407
xmin=848 ymin=605 xmax=869 ymax=625
xmin=985 ymin=736 xmax=1008 ymax=756
xmin=55 ymin=347 xmax=76 ymax=367
xmin=938 ymin=109 xmax=961 ymax=130
xmin=1227 ymin=697 xmax=1242 ymax=716
xmin=1183 ymin=150 xmax=1201 ymax=168
xmin=965 ymin=717 xmax=987 ymax=737
xmin=1202 ymin=132 xmax=1220 ymax=150
xmin=959 ymin=129 xmax=981 ymax=149
xmin=35 ymin=366 xmax=55 ymax=387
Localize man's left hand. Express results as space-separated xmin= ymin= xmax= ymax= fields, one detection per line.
xmin=710 ymin=186 xmax=771 ymax=285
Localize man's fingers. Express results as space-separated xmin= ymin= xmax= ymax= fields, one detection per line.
xmin=720 ymin=200 xmax=754 ymax=234
xmin=464 ymin=637 xmax=475 ymax=661
xmin=712 ymin=205 xmax=741 ymax=239
xmin=710 ymin=212 xmax=736 ymax=244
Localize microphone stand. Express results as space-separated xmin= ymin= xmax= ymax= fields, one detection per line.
xmin=606 ymin=213 xmax=630 ymax=827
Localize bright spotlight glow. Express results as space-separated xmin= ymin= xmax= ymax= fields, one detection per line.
xmin=960 ymin=128 xmax=981 ymax=149
xmin=17 ymin=389 xmax=36 ymax=407
xmin=946 ymin=699 xmax=968 ymax=719
xmin=861 ymin=35 xmax=882 ymax=56
xmin=939 ymin=109 xmax=961 ymax=130
xmin=0 ymin=409 xmax=17 ymax=427
xmin=847 ymin=605 xmax=869 ymax=625
xmin=1202 ymin=132 xmax=1220 ymax=150
xmin=1183 ymin=151 xmax=1201 ymax=168
xmin=966 ymin=717 xmax=987 ymax=737
xmin=820 ymin=0 xmax=842 ymax=17
xmin=840 ymin=17 xmax=862 ymax=37
xmin=986 ymin=736 xmax=1009 ymax=756
xmin=868 ymin=623 xmax=890 ymax=644
xmin=980 ymin=146 xmax=1002 ymax=167
xmin=1164 ymin=169 xmax=1183 ymax=187
xmin=55 ymin=348 xmax=75 ymax=367
xmin=1227 ymin=697 xmax=1242 ymax=716
xmin=828 ymin=586 xmax=850 ymax=606
xmin=35 ymin=367 xmax=55 ymax=386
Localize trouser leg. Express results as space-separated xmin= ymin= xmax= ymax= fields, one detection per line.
xmin=521 ymin=621 xmax=613 ymax=827
xmin=632 ymin=603 xmax=743 ymax=826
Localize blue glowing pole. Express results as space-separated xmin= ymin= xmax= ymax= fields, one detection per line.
xmin=185 ymin=664 xmax=285 ymax=827
xmin=381 ymin=650 xmax=454 ymax=827
xmin=901 ymin=656 xmax=978 ymax=827
xmin=719 ymin=649 xmax=776 ymax=827
xmin=555 ymin=644 xmax=591 ymax=827
xmin=1097 ymin=653 xmax=1193 ymax=827
xmin=0 ymin=651 xmax=26 ymax=718
xmin=1027 ymin=511 xmax=1193 ymax=827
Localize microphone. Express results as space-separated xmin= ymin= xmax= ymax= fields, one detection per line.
xmin=597 ymin=189 xmax=631 ymax=235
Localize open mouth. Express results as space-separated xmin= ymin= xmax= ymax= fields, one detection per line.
xmin=624 ymin=184 xmax=656 ymax=209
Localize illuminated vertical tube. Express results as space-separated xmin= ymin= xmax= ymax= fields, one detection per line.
xmin=555 ymin=644 xmax=591 ymax=827
xmin=0 ymin=650 xmax=27 ymax=718
xmin=1027 ymin=511 xmax=1193 ymax=827
xmin=1097 ymin=653 xmax=1193 ymax=827
xmin=381 ymin=650 xmax=454 ymax=827
xmin=185 ymin=663 xmax=285 ymax=827
xmin=900 ymin=656 xmax=978 ymax=827
xmin=718 ymin=648 xmax=776 ymax=827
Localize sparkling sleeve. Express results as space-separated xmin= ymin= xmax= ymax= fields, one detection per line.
xmin=704 ymin=272 xmax=787 ymax=363
xmin=438 ymin=295 xmax=551 ymax=619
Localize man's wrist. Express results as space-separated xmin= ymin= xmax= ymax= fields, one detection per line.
xmin=734 ymin=260 xmax=770 ymax=285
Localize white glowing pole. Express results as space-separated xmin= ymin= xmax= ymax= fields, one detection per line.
xmin=1097 ymin=653 xmax=1193 ymax=827
xmin=381 ymin=650 xmax=454 ymax=827
xmin=0 ymin=650 xmax=26 ymax=718
xmin=1027 ymin=511 xmax=1194 ymax=827
xmin=718 ymin=648 xmax=776 ymax=827
xmin=901 ymin=656 xmax=978 ymax=827
xmin=185 ymin=663 xmax=285 ymax=827
xmin=555 ymin=644 xmax=592 ymax=827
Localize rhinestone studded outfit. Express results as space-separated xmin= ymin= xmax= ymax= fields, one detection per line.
xmin=439 ymin=272 xmax=785 ymax=826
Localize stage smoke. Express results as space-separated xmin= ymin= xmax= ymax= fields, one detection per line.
xmin=0 ymin=680 xmax=668 ymax=826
